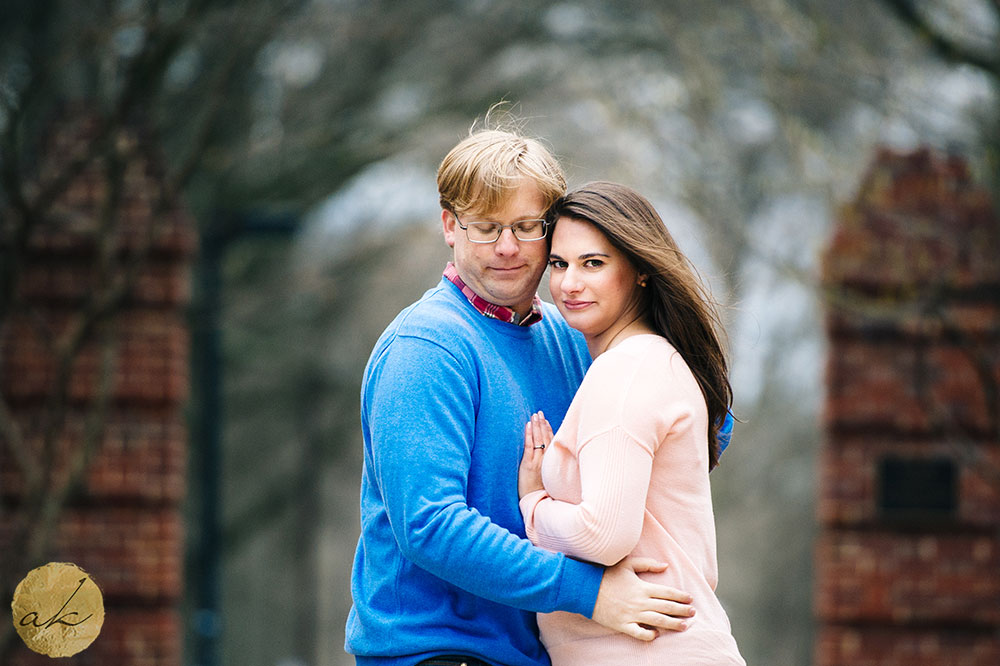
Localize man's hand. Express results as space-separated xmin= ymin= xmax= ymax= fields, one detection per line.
xmin=518 ymin=411 xmax=552 ymax=498
xmin=591 ymin=557 xmax=694 ymax=641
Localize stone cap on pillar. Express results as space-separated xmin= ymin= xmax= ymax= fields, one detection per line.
xmin=822 ymin=146 xmax=999 ymax=292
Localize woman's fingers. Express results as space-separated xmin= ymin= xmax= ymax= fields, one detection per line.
xmin=531 ymin=412 xmax=544 ymax=451
xmin=519 ymin=417 xmax=545 ymax=497
xmin=541 ymin=413 xmax=554 ymax=444
xmin=531 ymin=411 xmax=553 ymax=449
xmin=522 ymin=421 xmax=536 ymax=461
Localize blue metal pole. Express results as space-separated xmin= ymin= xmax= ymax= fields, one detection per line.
xmin=189 ymin=210 xmax=298 ymax=666
xmin=192 ymin=224 xmax=224 ymax=666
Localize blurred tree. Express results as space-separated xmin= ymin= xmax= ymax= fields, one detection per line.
xmin=1 ymin=2 xmax=590 ymax=665
xmin=5 ymin=1 xmax=995 ymax=665
xmin=881 ymin=0 xmax=999 ymax=77
xmin=0 ymin=0 xmax=265 ymax=658
xmin=210 ymin=2 xmax=995 ymax=665
xmin=880 ymin=0 xmax=999 ymax=193
xmin=874 ymin=0 xmax=1000 ymax=493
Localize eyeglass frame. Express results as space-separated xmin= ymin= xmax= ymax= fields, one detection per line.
xmin=453 ymin=212 xmax=550 ymax=244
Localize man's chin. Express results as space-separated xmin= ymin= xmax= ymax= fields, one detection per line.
xmin=486 ymin=287 xmax=533 ymax=309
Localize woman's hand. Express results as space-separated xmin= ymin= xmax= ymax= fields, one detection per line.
xmin=518 ymin=411 xmax=553 ymax=498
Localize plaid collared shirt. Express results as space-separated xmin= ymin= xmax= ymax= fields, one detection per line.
xmin=443 ymin=262 xmax=543 ymax=327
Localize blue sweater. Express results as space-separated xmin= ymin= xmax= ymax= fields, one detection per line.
xmin=346 ymin=278 xmax=603 ymax=666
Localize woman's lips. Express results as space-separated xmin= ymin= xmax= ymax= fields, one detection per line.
xmin=561 ymin=300 xmax=592 ymax=310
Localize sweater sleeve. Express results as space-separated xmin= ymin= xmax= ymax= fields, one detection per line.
xmin=366 ymin=333 xmax=602 ymax=615
xmin=520 ymin=426 xmax=654 ymax=566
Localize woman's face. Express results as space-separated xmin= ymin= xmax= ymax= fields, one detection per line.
xmin=548 ymin=216 xmax=643 ymax=344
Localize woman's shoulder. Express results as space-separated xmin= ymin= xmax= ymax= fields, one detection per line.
xmin=576 ymin=335 xmax=700 ymax=453
xmin=587 ymin=335 xmax=700 ymax=407
xmin=593 ymin=334 xmax=686 ymax=378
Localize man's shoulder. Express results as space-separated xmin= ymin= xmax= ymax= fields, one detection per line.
xmin=368 ymin=281 xmax=479 ymax=363
xmin=389 ymin=281 xmax=475 ymax=338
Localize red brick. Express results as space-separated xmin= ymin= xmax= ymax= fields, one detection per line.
xmin=0 ymin=107 xmax=192 ymax=666
xmin=825 ymin=338 xmax=999 ymax=434
xmin=827 ymin=301 xmax=1000 ymax=339
xmin=1 ymin=310 xmax=191 ymax=405
xmin=818 ymin=439 xmax=1000 ymax=528
xmin=5 ymin=607 xmax=181 ymax=666
xmin=816 ymin=625 xmax=1000 ymax=666
xmin=816 ymin=531 xmax=1000 ymax=624
xmin=17 ymin=258 xmax=192 ymax=307
xmin=18 ymin=110 xmax=196 ymax=259
xmin=823 ymin=148 xmax=1000 ymax=289
xmin=819 ymin=147 xmax=1000 ymax=666
xmin=0 ymin=410 xmax=186 ymax=502
xmin=0 ymin=508 xmax=183 ymax=602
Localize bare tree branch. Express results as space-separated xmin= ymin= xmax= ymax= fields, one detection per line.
xmin=1 ymin=104 xmax=38 ymax=326
xmin=880 ymin=0 xmax=1000 ymax=77
xmin=0 ymin=398 xmax=36 ymax=489
xmin=0 ymin=129 xmax=170 ymax=660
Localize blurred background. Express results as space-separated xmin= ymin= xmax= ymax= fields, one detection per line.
xmin=1 ymin=1 xmax=997 ymax=666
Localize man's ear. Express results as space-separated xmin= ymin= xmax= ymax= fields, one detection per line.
xmin=442 ymin=209 xmax=457 ymax=248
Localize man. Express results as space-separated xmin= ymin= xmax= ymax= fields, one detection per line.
xmin=346 ymin=126 xmax=698 ymax=666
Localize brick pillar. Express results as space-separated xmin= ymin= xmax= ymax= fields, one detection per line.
xmin=816 ymin=147 xmax=1000 ymax=666
xmin=1 ymin=111 xmax=195 ymax=665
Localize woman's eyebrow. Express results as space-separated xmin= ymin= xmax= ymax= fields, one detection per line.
xmin=548 ymin=251 xmax=612 ymax=260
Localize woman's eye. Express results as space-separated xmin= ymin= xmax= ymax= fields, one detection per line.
xmin=548 ymin=259 xmax=566 ymax=269
xmin=584 ymin=259 xmax=603 ymax=268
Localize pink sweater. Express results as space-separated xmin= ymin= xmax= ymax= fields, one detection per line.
xmin=520 ymin=335 xmax=745 ymax=666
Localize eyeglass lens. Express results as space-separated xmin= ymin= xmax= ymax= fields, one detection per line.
xmin=465 ymin=220 xmax=546 ymax=242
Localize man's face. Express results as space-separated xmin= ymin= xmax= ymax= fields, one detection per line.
xmin=442 ymin=182 xmax=550 ymax=317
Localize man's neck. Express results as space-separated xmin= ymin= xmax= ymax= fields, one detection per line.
xmin=442 ymin=262 xmax=542 ymax=327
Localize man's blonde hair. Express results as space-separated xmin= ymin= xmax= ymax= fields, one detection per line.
xmin=437 ymin=122 xmax=566 ymax=217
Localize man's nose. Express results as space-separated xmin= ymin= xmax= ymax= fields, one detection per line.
xmin=494 ymin=227 xmax=520 ymax=254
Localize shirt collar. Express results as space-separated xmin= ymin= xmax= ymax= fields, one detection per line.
xmin=443 ymin=262 xmax=543 ymax=327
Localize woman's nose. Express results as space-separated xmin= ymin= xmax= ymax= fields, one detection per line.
xmin=561 ymin=266 xmax=583 ymax=293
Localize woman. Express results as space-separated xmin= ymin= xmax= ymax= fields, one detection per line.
xmin=518 ymin=182 xmax=745 ymax=665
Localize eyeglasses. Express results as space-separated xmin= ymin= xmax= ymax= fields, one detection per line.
xmin=454 ymin=213 xmax=549 ymax=243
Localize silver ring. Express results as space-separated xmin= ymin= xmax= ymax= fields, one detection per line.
xmin=533 ymin=445 xmax=545 ymax=450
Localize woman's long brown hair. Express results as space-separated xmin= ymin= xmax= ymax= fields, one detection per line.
xmin=549 ymin=181 xmax=732 ymax=470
